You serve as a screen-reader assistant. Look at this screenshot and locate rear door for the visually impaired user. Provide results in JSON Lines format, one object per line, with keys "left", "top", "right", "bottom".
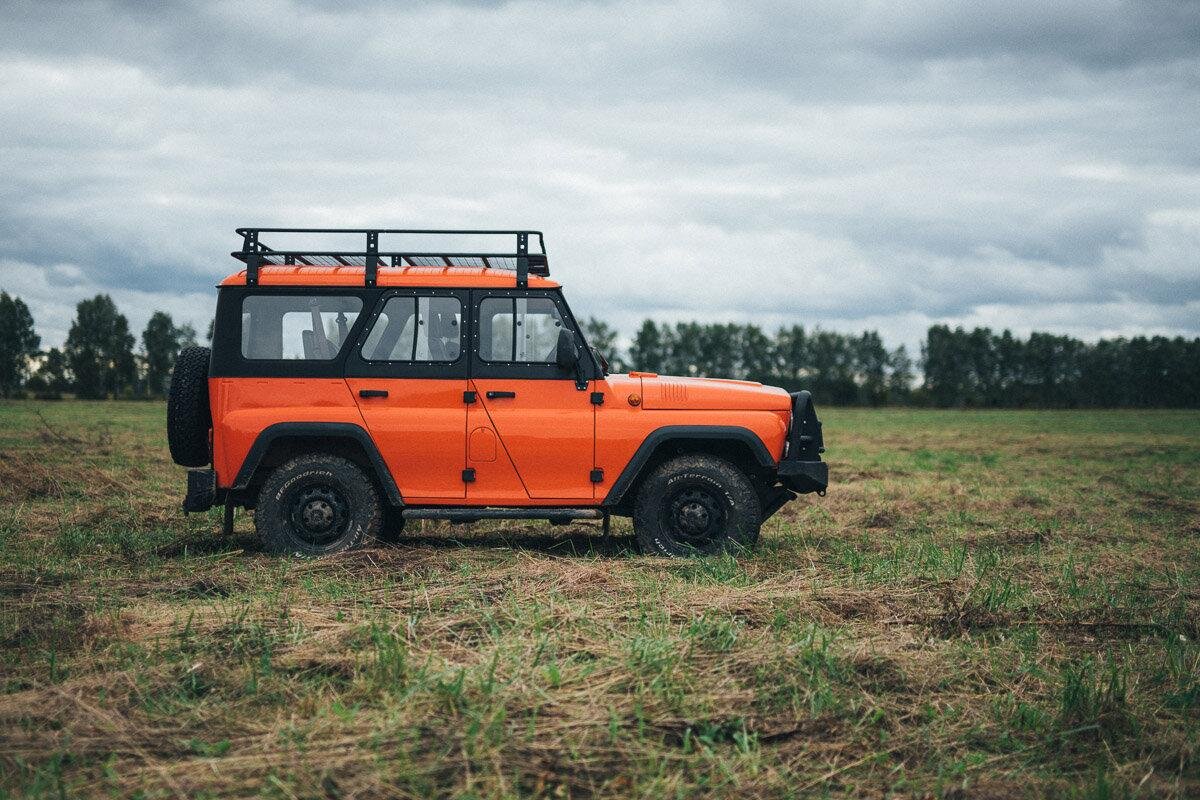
{"left": 469, "top": 290, "right": 596, "bottom": 500}
{"left": 346, "top": 289, "right": 468, "bottom": 500}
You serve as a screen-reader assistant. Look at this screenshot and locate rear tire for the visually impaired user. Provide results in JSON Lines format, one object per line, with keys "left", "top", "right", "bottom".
{"left": 633, "top": 455, "right": 761, "bottom": 557}
{"left": 166, "top": 346, "right": 212, "bottom": 467}
{"left": 255, "top": 455, "right": 381, "bottom": 556}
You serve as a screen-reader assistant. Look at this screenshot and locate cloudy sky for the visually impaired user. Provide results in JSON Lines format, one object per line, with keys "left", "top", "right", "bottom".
{"left": 1, "top": 0, "right": 1198, "bottom": 353}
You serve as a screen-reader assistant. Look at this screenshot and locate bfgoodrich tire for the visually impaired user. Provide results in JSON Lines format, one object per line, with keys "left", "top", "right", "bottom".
{"left": 255, "top": 455, "right": 381, "bottom": 556}
{"left": 166, "top": 346, "right": 212, "bottom": 467}
{"left": 633, "top": 455, "right": 762, "bottom": 557}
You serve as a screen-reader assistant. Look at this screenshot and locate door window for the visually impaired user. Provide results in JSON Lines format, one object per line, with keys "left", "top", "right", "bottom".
{"left": 361, "top": 296, "right": 462, "bottom": 362}
{"left": 478, "top": 297, "right": 564, "bottom": 363}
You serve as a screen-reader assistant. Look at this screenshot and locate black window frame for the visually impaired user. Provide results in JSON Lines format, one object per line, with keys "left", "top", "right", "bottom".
{"left": 211, "top": 286, "right": 378, "bottom": 378}
{"left": 469, "top": 288, "right": 598, "bottom": 381}
{"left": 344, "top": 288, "right": 470, "bottom": 379}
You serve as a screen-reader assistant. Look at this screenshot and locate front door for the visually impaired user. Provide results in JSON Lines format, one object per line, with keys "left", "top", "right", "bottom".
{"left": 346, "top": 289, "right": 468, "bottom": 500}
{"left": 470, "top": 290, "right": 595, "bottom": 500}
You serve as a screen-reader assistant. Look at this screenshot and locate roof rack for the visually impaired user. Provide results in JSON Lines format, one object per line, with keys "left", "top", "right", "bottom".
{"left": 231, "top": 227, "right": 549, "bottom": 288}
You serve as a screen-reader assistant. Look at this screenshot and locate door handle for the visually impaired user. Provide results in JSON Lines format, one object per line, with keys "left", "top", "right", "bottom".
{"left": 359, "top": 389, "right": 389, "bottom": 398}
{"left": 486, "top": 390, "right": 516, "bottom": 399}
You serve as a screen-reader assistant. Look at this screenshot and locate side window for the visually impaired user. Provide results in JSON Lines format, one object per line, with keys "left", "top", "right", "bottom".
{"left": 361, "top": 295, "right": 461, "bottom": 362}
{"left": 241, "top": 295, "right": 362, "bottom": 360}
{"left": 478, "top": 296, "right": 564, "bottom": 363}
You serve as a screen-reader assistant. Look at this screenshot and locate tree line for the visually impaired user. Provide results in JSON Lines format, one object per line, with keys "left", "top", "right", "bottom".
{"left": 1, "top": 290, "right": 1196, "bottom": 406}
{"left": 0, "top": 292, "right": 197, "bottom": 399}
{"left": 583, "top": 318, "right": 1199, "bottom": 408}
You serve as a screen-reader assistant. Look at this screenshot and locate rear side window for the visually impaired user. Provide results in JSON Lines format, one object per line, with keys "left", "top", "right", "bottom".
{"left": 241, "top": 295, "right": 362, "bottom": 360}
{"left": 478, "top": 296, "right": 564, "bottom": 363}
{"left": 361, "top": 296, "right": 462, "bottom": 362}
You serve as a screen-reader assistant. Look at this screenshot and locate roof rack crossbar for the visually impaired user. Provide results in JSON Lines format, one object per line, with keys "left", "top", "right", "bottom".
{"left": 233, "top": 228, "right": 548, "bottom": 288}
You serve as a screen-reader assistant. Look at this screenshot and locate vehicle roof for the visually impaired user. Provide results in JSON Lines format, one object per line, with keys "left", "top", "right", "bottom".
{"left": 219, "top": 265, "right": 560, "bottom": 289}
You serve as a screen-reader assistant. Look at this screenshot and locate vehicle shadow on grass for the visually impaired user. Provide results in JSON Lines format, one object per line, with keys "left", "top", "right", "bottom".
{"left": 152, "top": 526, "right": 639, "bottom": 560}
{"left": 398, "top": 528, "right": 640, "bottom": 558}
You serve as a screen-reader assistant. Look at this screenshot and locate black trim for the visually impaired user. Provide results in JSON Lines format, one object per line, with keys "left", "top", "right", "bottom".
{"left": 591, "top": 391, "right": 605, "bottom": 405}
{"left": 469, "top": 288, "right": 599, "bottom": 382}
{"left": 232, "top": 422, "right": 403, "bottom": 506}
{"left": 761, "top": 487, "right": 797, "bottom": 522}
{"left": 402, "top": 507, "right": 602, "bottom": 522}
{"left": 345, "top": 288, "right": 469, "bottom": 379}
{"left": 778, "top": 460, "right": 829, "bottom": 495}
{"left": 183, "top": 468, "right": 217, "bottom": 513}
{"left": 233, "top": 227, "right": 549, "bottom": 287}
{"left": 211, "top": 286, "right": 379, "bottom": 378}
{"left": 601, "top": 426, "right": 775, "bottom": 507}
{"left": 787, "top": 390, "right": 825, "bottom": 460}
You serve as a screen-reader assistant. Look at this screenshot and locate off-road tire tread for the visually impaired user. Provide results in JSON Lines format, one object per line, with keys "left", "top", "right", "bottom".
{"left": 166, "top": 346, "right": 212, "bottom": 467}
{"left": 632, "top": 454, "right": 762, "bottom": 557}
{"left": 255, "top": 455, "right": 381, "bottom": 556}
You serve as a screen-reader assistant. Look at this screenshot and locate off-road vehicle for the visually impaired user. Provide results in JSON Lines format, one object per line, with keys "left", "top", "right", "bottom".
{"left": 169, "top": 228, "right": 828, "bottom": 556}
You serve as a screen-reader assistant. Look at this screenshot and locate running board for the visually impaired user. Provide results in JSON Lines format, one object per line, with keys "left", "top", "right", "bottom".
{"left": 400, "top": 507, "right": 604, "bottom": 523}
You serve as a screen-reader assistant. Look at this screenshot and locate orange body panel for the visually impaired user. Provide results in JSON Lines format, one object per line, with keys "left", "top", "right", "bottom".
{"left": 213, "top": 372, "right": 790, "bottom": 505}
{"left": 464, "top": 388, "right": 532, "bottom": 505}
{"left": 209, "top": 377, "right": 365, "bottom": 488}
{"left": 591, "top": 375, "right": 790, "bottom": 498}
{"left": 346, "top": 377, "right": 467, "bottom": 501}
{"left": 470, "top": 378, "right": 596, "bottom": 500}
{"left": 220, "top": 265, "right": 559, "bottom": 289}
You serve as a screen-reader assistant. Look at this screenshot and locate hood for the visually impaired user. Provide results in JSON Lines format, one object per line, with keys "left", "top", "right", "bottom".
{"left": 615, "top": 372, "right": 791, "bottom": 411}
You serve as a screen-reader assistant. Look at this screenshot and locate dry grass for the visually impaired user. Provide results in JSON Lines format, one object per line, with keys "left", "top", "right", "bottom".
{"left": 0, "top": 402, "right": 1197, "bottom": 798}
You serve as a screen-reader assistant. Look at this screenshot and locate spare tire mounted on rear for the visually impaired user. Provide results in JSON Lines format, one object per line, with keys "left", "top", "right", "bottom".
{"left": 167, "top": 345, "right": 212, "bottom": 467}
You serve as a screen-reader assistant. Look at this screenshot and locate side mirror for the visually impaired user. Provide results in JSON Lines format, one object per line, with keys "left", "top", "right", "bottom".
{"left": 591, "top": 346, "right": 610, "bottom": 375}
{"left": 556, "top": 328, "right": 580, "bottom": 370}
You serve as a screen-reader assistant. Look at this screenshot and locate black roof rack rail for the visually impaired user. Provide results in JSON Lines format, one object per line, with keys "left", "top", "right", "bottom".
{"left": 231, "top": 228, "right": 549, "bottom": 288}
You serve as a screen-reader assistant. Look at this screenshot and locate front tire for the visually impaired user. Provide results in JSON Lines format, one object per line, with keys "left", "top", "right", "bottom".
{"left": 633, "top": 455, "right": 762, "bottom": 557}
{"left": 255, "top": 455, "right": 381, "bottom": 556}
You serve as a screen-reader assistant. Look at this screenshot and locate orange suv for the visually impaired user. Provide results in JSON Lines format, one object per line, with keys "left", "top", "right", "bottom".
{"left": 168, "top": 228, "right": 827, "bottom": 556}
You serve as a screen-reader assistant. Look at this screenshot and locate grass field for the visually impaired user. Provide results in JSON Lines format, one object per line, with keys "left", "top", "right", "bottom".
{"left": 0, "top": 401, "right": 1197, "bottom": 799}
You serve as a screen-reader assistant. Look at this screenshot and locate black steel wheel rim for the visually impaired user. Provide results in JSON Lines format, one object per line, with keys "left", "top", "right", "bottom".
{"left": 287, "top": 481, "right": 350, "bottom": 547}
{"left": 661, "top": 484, "right": 726, "bottom": 548}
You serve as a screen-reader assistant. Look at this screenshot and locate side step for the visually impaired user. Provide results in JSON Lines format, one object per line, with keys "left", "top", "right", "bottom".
{"left": 400, "top": 507, "right": 604, "bottom": 524}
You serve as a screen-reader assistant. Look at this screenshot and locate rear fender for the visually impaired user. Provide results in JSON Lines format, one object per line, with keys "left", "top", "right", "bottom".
{"left": 232, "top": 422, "right": 403, "bottom": 507}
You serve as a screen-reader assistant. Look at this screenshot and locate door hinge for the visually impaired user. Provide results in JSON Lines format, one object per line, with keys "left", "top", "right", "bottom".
{"left": 590, "top": 468, "right": 604, "bottom": 483}
{"left": 590, "top": 391, "right": 605, "bottom": 405}
{"left": 462, "top": 468, "right": 476, "bottom": 483}
{"left": 463, "top": 390, "right": 476, "bottom": 404}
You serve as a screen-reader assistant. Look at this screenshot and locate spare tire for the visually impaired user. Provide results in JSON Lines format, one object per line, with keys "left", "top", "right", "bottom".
{"left": 167, "top": 346, "right": 212, "bottom": 467}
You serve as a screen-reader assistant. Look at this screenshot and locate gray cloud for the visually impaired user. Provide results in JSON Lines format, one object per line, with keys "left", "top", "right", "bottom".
{"left": 0, "top": 0, "right": 1197, "bottom": 353}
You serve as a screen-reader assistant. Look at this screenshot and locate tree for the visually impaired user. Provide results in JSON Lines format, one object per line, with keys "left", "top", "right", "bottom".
{"left": 582, "top": 317, "right": 624, "bottom": 372}
{"left": 772, "top": 325, "right": 807, "bottom": 384}
{"left": 853, "top": 331, "right": 888, "bottom": 405}
{"left": 885, "top": 345, "right": 914, "bottom": 404}
{"left": 0, "top": 292, "right": 40, "bottom": 397}
{"left": 65, "top": 294, "right": 136, "bottom": 399}
{"left": 142, "top": 312, "right": 197, "bottom": 397}
{"left": 739, "top": 324, "right": 775, "bottom": 383}
{"left": 628, "top": 320, "right": 665, "bottom": 373}
{"left": 27, "top": 347, "right": 70, "bottom": 396}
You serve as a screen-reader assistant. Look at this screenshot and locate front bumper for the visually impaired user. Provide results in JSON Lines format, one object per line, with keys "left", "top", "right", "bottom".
{"left": 778, "top": 459, "right": 829, "bottom": 495}
{"left": 777, "top": 390, "right": 828, "bottom": 495}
